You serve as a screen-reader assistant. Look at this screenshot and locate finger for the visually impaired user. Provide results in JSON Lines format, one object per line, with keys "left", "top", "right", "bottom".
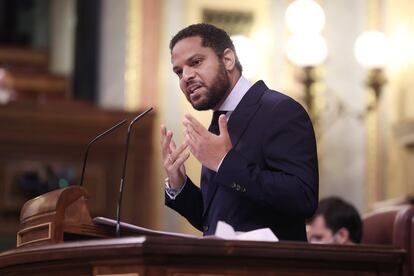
{"left": 184, "top": 133, "right": 197, "bottom": 155}
{"left": 183, "top": 117, "right": 200, "bottom": 136}
{"left": 185, "top": 123, "right": 200, "bottom": 141}
{"left": 169, "top": 138, "right": 178, "bottom": 153}
{"left": 160, "top": 125, "right": 167, "bottom": 145}
{"left": 182, "top": 119, "right": 192, "bottom": 138}
{"left": 184, "top": 113, "right": 204, "bottom": 131}
{"left": 184, "top": 134, "right": 196, "bottom": 154}
{"left": 170, "top": 143, "right": 188, "bottom": 162}
{"left": 184, "top": 113, "right": 207, "bottom": 135}
{"left": 160, "top": 124, "right": 167, "bottom": 137}
{"left": 162, "top": 130, "right": 173, "bottom": 157}
{"left": 218, "top": 115, "right": 228, "bottom": 136}
{"left": 172, "top": 151, "right": 190, "bottom": 170}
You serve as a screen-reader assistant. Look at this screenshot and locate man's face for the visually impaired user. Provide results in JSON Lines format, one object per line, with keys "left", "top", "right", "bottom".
{"left": 171, "top": 36, "right": 230, "bottom": 110}
{"left": 307, "top": 215, "right": 336, "bottom": 244}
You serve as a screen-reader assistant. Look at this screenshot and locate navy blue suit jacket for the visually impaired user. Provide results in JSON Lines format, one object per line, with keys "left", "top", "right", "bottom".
{"left": 166, "top": 81, "right": 318, "bottom": 241}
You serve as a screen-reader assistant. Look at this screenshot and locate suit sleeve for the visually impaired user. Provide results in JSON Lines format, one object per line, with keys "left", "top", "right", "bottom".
{"left": 165, "top": 177, "right": 204, "bottom": 231}
{"left": 215, "top": 98, "right": 318, "bottom": 218}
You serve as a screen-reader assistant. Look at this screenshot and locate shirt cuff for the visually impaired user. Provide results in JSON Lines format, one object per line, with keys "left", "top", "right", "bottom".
{"left": 165, "top": 176, "right": 187, "bottom": 200}
{"left": 216, "top": 152, "right": 228, "bottom": 172}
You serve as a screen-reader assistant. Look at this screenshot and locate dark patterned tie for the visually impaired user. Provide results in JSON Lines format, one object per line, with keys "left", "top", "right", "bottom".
{"left": 208, "top": 111, "right": 227, "bottom": 135}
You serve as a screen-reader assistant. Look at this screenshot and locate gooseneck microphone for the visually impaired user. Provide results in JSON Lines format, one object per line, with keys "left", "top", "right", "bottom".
{"left": 79, "top": 119, "right": 128, "bottom": 187}
{"left": 116, "top": 107, "right": 153, "bottom": 237}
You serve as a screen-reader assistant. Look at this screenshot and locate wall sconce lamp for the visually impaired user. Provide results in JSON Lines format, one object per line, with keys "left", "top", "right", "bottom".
{"left": 354, "top": 31, "right": 391, "bottom": 111}
{"left": 285, "top": 0, "right": 327, "bottom": 123}
{"left": 354, "top": 31, "right": 391, "bottom": 203}
{"left": 286, "top": 35, "right": 327, "bottom": 118}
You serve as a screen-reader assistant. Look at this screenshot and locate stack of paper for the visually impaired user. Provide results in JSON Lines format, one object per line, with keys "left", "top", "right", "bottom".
{"left": 213, "top": 221, "right": 278, "bottom": 242}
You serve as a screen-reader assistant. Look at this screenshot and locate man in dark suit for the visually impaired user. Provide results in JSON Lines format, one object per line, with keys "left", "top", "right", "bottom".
{"left": 161, "top": 23, "right": 318, "bottom": 241}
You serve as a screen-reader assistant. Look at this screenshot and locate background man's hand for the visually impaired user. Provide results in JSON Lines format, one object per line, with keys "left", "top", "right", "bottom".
{"left": 183, "top": 113, "right": 232, "bottom": 171}
{"left": 160, "top": 125, "right": 190, "bottom": 190}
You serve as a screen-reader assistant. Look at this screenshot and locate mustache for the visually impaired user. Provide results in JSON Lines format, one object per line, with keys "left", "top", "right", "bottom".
{"left": 186, "top": 79, "right": 204, "bottom": 86}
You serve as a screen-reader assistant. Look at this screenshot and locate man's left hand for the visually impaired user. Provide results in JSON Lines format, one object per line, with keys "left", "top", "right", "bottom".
{"left": 183, "top": 113, "right": 232, "bottom": 171}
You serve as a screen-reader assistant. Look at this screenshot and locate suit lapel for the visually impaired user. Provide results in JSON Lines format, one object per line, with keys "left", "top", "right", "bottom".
{"left": 202, "top": 81, "right": 268, "bottom": 218}
{"left": 228, "top": 81, "right": 267, "bottom": 146}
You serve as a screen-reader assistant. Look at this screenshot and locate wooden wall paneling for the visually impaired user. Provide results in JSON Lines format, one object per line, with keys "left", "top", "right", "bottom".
{"left": 0, "top": 102, "right": 155, "bottom": 249}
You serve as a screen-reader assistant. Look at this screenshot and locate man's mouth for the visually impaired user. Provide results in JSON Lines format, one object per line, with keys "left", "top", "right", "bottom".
{"left": 187, "top": 83, "right": 203, "bottom": 95}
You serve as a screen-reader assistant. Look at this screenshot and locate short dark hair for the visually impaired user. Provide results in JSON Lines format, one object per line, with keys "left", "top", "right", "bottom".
{"left": 169, "top": 23, "right": 243, "bottom": 73}
{"left": 310, "top": 196, "right": 363, "bottom": 243}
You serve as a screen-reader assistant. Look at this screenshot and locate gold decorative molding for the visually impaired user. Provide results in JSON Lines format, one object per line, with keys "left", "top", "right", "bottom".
{"left": 125, "top": 0, "right": 142, "bottom": 111}
{"left": 365, "top": 0, "right": 386, "bottom": 207}
{"left": 202, "top": 9, "right": 254, "bottom": 35}
{"left": 366, "top": 110, "right": 381, "bottom": 206}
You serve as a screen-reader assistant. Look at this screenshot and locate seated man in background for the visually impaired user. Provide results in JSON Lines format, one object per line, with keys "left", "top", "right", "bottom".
{"left": 307, "top": 196, "right": 362, "bottom": 244}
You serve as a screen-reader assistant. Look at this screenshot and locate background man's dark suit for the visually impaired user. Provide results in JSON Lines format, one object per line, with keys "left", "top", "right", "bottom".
{"left": 166, "top": 80, "right": 318, "bottom": 241}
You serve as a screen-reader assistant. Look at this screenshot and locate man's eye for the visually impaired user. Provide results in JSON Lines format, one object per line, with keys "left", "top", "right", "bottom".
{"left": 193, "top": 59, "right": 202, "bottom": 66}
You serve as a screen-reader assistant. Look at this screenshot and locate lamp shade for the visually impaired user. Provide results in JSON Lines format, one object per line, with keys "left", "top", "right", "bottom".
{"left": 285, "top": 0, "right": 325, "bottom": 35}
{"left": 354, "top": 31, "right": 391, "bottom": 69}
{"left": 286, "top": 34, "right": 328, "bottom": 67}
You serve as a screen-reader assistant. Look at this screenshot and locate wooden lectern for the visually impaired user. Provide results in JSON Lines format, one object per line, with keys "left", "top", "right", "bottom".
{"left": 16, "top": 186, "right": 185, "bottom": 249}
{"left": 0, "top": 235, "right": 407, "bottom": 275}
{"left": 16, "top": 186, "right": 113, "bottom": 248}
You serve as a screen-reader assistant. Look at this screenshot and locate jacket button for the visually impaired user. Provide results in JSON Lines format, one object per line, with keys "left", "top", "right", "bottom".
{"left": 236, "top": 185, "right": 241, "bottom": 191}
{"left": 231, "top": 182, "right": 237, "bottom": 188}
{"left": 203, "top": 225, "right": 209, "bottom": 232}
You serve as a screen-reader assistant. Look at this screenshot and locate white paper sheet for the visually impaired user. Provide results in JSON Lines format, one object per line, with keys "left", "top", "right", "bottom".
{"left": 213, "top": 221, "right": 279, "bottom": 242}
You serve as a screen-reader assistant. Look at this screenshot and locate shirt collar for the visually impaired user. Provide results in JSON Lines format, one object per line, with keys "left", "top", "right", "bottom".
{"left": 216, "top": 76, "right": 252, "bottom": 112}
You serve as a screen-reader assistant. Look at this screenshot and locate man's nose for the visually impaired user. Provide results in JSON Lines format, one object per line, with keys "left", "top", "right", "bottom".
{"left": 182, "top": 67, "right": 195, "bottom": 82}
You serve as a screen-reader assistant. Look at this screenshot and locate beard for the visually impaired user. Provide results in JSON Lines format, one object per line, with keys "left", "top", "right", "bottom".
{"left": 190, "top": 62, "right": 230, "bottom": 111}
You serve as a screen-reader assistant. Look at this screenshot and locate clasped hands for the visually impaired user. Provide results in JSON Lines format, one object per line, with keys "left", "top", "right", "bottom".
{"left": 161, "top": 113, "right": 232, "bottom": 190}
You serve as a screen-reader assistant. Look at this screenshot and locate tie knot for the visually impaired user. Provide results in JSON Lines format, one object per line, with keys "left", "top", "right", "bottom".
{"left": 212, "top": 110, "right": 227, "bottom": 120}
{"left": 208, "top": 111, "right": 227, "bottom": 135}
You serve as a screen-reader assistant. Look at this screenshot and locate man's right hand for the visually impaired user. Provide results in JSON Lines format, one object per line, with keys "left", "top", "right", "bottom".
{"left": 160, "top": 125, "right": 190, "bottom": 190}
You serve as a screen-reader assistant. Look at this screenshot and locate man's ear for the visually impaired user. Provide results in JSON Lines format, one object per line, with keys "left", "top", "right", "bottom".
{"left": 222, "top": 48, "right": 236, "bottom": 71}
{"left": 335, "top": 227, "right": 351, "bottom": 244}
